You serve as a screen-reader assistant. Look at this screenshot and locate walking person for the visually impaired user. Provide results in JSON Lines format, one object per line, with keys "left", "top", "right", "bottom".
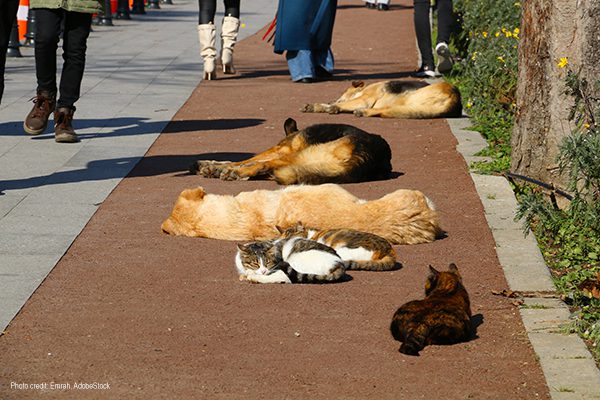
{"left": 0, "top": 0, "right": 19, "bottom": 105}
{"left": 197, "top": 0, "right": 241, "bottom": 80}
{"left": 23, "top": 0, "right": 102, "bottom": 142}
{"left": 274, "top": 0, "right": 337, "bottom": 83}
{"left": 413, "top": 0, "right": 454, "bottom": 77}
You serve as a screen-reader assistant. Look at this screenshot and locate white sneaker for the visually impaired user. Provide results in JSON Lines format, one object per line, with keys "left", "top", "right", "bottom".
{"left": 435, "top": 42, "right": 453, "bottom": 73}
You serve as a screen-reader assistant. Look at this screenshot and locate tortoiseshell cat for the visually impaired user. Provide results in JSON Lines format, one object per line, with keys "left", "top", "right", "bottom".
{"left": 277, "top": 222, "right": 398, "bottom": 271}
{"left": 390, "top": 263, "right": 472, "bottom": 356}
{"left": 235, "top": 237, "right": 347, "bottom": 284}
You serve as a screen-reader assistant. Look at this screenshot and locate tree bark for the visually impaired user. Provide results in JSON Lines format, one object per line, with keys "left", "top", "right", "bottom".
{"left": 511, "top": 0, "right": 600, "bottom": 188}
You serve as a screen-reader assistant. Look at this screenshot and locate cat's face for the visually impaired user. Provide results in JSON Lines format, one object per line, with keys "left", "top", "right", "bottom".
{"left": 237, "top": 241, "right": 279, "bottom": 275}
{"left": 425, "top": 263, "right": 462, "bottom": 296}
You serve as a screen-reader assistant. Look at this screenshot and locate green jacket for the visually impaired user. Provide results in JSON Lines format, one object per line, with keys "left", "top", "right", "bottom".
{"left": 30, "top": 0, "right": 103, "bottom": 14}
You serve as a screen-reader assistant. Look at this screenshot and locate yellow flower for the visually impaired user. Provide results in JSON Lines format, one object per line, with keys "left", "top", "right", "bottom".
{"left": 497, "top": 56, "right": 505, "bottom": 63}
{"left": 471, "top": 51, "right": 478, "bottom": 61}
{"left": 513, "top": 27, "right": 520, "bottom": 35}
{"left": 557, "top": 57, "right": 569, "bottom": 68}
{"left": 584, "top": 123, "right": 591, "bottom": 130}
{"left": 514, "top": 1, "right": 521, "bottom": 6}
{"left": 504, "top": 31, "right": 513, "bottom": 38}
{"left": 482, "top": 31, "right": 488, "bottom": 38}
{"left": 495, "top": 31, "right": 501, "bottom": 37}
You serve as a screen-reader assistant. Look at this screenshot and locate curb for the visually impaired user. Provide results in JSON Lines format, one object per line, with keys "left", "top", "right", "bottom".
{"left": 446, "top": 116, "right": 600, "bottom": 399}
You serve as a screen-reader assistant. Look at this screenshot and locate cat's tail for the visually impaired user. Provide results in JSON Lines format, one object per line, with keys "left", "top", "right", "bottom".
{"left": 284, "top": 262, "right": 346, "bottom": 283}
{"left": 399, "top": 324, "right": 429, "bottom": 356}
{"left": 344, "top": 255, "right": 398, "bottom": 271}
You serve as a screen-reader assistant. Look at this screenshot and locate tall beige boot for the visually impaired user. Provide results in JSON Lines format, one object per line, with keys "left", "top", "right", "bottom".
{"left": 221, "top": 16, "right": 240, "bottom": 74}
{"left": 198, "top": 23, "right": 217, "bottom": 80}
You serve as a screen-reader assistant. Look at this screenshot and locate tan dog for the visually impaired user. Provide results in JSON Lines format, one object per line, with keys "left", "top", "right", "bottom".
{"left": 161, "top": 184, "right": 442, "bottom": 245}
{"left": 302, "top": 80, "right": 462, "bottom": 119}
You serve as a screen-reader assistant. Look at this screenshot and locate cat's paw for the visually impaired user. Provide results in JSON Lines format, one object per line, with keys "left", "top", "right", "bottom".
{"left": 353, "top": 109, "right": 366, "bottom": 117}
{"left": 301, "top": 103, "right": 315, "bottom": 113}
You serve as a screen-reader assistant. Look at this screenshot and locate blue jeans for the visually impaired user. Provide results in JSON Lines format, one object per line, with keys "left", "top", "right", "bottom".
{"left": 286, "top": 48, "right": 334, "bottom": 81}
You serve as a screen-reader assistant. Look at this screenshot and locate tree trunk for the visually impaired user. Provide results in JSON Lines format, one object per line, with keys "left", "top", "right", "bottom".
{"left": 511, "top": 0, "right": 600, "bottom": 188}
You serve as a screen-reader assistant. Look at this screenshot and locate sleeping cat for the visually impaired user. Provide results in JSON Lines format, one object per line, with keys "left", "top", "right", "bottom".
{"left": 235, "top": 237, "right": 347, "bottom": 284}
{"left": 277, "top": 222, "right": 398, "bottom": 271}
{"left": 390, "top": 263, "right": 472, "bottom": 356}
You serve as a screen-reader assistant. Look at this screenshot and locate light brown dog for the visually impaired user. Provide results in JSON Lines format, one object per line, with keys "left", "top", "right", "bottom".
{"left": 161, "top": 184, "right": 442, "bottom": 245}
{"left": 302, "top": 80, "right": 462, "bottom": 119}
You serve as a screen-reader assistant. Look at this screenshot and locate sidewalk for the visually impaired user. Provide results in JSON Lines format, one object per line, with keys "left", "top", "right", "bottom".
{"left": 0, "top": 1, "right": 597, "bottom": 399}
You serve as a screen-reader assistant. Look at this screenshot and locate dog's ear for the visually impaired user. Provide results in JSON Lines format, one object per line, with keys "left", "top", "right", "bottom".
{"left": 284, "top": 118, "right": 298, "bottom": 136}
{"left": 351, "top": 80, "right": 365, "bottom": 88}
{"left": 180, "top": 187, "right": 205, "bottom": 201}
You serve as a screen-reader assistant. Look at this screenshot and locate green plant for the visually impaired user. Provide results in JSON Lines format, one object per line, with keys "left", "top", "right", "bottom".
{"left": 450, "top": 0, "right": 521, "bottom": 174}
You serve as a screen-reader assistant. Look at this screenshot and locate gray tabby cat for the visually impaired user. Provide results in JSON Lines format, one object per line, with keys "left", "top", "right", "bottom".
{"left": 235, "top": 237, "right": 347, "bottom": 284}
{"left": 277, "top": 222, "right": 399, "bottom": 271}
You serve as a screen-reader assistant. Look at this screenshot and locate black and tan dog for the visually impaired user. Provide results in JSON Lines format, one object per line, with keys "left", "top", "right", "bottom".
{"left": 302, "top": 80, "right": 462, "bottom": 119}
{"left": 190, "top": 118, "right": 392, "bottom": 185}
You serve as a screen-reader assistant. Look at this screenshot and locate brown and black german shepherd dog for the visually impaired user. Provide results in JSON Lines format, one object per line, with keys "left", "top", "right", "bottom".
{"left": 190, "top": 118, "right": 392, "bottom": 185}
{"left": 302, "top": 80, "right": 462, "bottom": 119}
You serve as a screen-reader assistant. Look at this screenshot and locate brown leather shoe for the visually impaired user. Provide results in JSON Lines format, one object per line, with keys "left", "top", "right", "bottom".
{"left": 23, "top": 90, "right": 56, "bottom": 135}
{"left": 54, "top": 107, "right": 79, "bottom": 143}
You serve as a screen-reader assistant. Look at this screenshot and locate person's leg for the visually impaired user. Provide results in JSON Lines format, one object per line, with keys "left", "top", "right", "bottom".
{"left": 436, "top": 0, "right": 453, "bottom": 44}
{"left": 435, "top": 0, "right": 454, "bottom": 73}
{"left": 198, "top": 0, "right": 217, "bottom": 23}
{"left": 286, "top": 50, "right": 315, "bottom": 82}
{"left": 34, "top": 8, "right": 62, "bottom": 96}
{"left": 223, "top": 0, "right": 239, "bottom": 18}
{"left": 313, "top": 48, "right": 334, "bottom": 78}
{"left": 57, "top": 10, "right": 92, "bottom": 109}
{"left": 23, "top": 8, "right": 61, "bottom": 135}
{"left": 54, "top": 10, "right": 91, "bottom": 143}
{"left": 413, "top": 0, "right": 433, "bottom": 69}
{"left": 0, "top": 0, "right": 19, "bottom": 104}
{"left": 220, "top": 0, "right": 240, "bottom": 74}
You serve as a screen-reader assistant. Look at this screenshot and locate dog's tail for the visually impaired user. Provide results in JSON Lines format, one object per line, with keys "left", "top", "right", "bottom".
{"left": 363, "top": 191, "right": 444, "bottom": 245}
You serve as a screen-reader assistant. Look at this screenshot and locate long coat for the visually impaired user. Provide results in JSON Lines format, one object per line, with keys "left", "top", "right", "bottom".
{"left": 274, "top": 0, "right": 338, "bottom": 54}
{"left": 30, "top": 0, "right": 102, "bottom": 14}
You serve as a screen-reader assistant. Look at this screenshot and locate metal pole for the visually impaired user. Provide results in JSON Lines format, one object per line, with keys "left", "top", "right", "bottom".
{"left": 130, "top": 0, "right": 145, "bottom": 14}
{"left": 6, "top": 21, "right": 22, "bottom": 58}
{"left": 115, "top": 0, "right": 131, "bottom": 19}
{"left": 23, "top": 8, "right": 36, "bottom": 47}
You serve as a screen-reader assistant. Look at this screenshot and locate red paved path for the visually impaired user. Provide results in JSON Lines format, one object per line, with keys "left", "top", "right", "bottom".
{"left": 0, "top": 1, "right": 550, "bottom": 399}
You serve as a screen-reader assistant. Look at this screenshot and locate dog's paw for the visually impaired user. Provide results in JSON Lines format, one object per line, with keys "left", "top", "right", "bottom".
{"left": 194, "top": 161, "right": 227, "bottom": 178}
{"left": 327, "top": 105, "right": 340, "bottom": 114}
{"left": 301, "top": 103, "right": 315, "bottom": 113}
{"left": 219, "top": 168, "right": 250, "bottom": 181}
{"left": 353, "top": 109, "right": 366, "bottom": 117}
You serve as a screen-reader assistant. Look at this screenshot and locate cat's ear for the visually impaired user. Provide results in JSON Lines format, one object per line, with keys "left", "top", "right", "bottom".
{"left": 351, "top": 80, "right": 365, "bottom": 88}
{"left": 275, "top": 225, "right": 285, "bottom": 234}
{"left": 180, "top": 187, "right": 205, "bottom": 201}
{"left": 237, "top": 243, "right": 248, "bottom": 252}
{"left": 284, "top": 118, "right": 298, "bottom": 136}
{"left": 428, "top": 265, "right": 440, "bottom": 276}
{"left": 448, "top": 263, "right": 462, "bottom": 278}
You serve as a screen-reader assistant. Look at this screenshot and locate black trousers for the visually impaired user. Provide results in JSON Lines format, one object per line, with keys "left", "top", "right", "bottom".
{"left": 198, "top": 0, "right": 240, "bottom": 24}
{"left": 0, "top": 0, "right": 19, "bottom": 104}
{"left": 414, "top": 0, "right": 453, "bottom": 68}
{"left": 34, "top": 8, "right": 92, "bottom": 109}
